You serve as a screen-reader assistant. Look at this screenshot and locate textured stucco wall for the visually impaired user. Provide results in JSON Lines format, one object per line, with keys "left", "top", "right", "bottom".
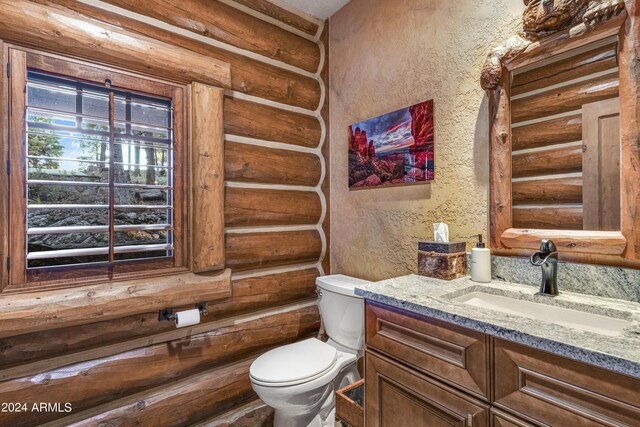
{"left": 329, "top": 0, "right": 523, "bottom": 280}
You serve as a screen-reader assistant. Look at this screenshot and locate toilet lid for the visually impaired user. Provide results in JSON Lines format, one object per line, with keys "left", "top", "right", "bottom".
{"left": 250, "top": 338, "right": 337, "bottom": 384}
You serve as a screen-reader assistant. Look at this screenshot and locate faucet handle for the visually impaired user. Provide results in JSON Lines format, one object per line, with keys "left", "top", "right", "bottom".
{"left": 539, "top": 239, "right": 557, "bottom": 254}
{"left": 531, "top": 239, "right": 558, "bottom": 266}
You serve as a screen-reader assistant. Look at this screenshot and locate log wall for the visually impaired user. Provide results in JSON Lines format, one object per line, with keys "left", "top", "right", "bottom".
{"left": 0, "top": 0, "right": 327, "bottom": 425}
{"left": 510, "top": 41, "right": 619, "bottom": 230}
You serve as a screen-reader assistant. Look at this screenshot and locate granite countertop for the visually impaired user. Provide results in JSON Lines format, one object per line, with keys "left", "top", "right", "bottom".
{"left": 355, "top": 275, "right": 640, "bottom": 379}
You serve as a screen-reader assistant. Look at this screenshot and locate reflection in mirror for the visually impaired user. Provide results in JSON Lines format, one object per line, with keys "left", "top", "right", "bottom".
{"left": 510, "top": 39, "right": 620, "bottom": 231}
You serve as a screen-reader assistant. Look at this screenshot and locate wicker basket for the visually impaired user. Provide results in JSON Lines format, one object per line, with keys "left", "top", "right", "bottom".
{"left": 335, "top": 379, "right": 364, "bottom": 427}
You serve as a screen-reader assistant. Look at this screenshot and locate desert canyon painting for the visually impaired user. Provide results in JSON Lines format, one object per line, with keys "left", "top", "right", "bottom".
{"left": 348, "top": 99, "right": 434, "bottom": 189}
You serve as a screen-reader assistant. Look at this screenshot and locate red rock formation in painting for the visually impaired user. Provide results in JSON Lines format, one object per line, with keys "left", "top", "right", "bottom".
{"left": 359, "top": 130, "right": 368, "bottom": 159}
{"left": 368, "top": 140, "right": 375, "bottom": 159}
{"left": 351, "top": 127, "right": 371, "bottom": 161}
{"left": 409, "top": 100, "right": 434, "bottom": 173}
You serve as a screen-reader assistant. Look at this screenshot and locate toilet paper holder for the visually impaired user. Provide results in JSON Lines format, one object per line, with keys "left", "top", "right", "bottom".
{"left": 159, "top": 302, "right": 209, "bottom": 323}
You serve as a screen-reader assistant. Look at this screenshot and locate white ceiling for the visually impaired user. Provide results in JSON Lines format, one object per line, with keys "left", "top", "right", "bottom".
{"left": 271, "top": 0, "right": 351, "bottom": 20}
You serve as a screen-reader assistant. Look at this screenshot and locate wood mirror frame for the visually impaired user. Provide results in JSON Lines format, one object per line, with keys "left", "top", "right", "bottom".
{"left": 484, "top": 4, "right": 640, "bottom": 268}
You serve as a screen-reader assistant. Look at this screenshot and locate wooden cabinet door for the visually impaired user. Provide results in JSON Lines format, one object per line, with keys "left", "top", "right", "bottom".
{"left": 493, "top": 338, "right": 640, "bottom": 426}
{"left": 365, "top": 351, "right": 489, "bottom": 427}
{"left": 490, "top": 409, "right": 535, "bottom": 427}
{"left": 365, "top": 301, "right": 490, "bottom": 400}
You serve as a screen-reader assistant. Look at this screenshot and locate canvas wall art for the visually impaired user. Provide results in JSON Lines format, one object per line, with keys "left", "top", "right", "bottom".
{"left": 348, "top": 99, "right": 434, "bottom": 189}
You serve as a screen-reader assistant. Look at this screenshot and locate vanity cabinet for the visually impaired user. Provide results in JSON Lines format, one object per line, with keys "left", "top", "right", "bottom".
{"left": 493, "top": 338, "right": 640, "bottom": 426}
{"left": 365, "top": 351, "right": 489, "bottom": 427}
{"left": 364, "top": 301, "right": 640, "bottom": 427}
{"left": 365, "top": 300, "right": 490, "bottom": 400}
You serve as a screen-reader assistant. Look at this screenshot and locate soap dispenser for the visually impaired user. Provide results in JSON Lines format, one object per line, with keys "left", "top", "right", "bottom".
{"left": 471, "top": 234, "right": 491, "bottom": 283}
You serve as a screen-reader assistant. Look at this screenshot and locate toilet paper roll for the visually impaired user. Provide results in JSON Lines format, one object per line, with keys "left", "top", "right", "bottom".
{"left": 175, "top": 308, "right": 200, "bottom": 328}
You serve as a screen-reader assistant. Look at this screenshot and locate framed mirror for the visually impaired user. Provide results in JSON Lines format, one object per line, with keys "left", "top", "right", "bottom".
{"left": 510, "top": 38, "right": 620, "bottom": 232}
{"left": 482, "top": 3, "right": 640, "bottom": 267}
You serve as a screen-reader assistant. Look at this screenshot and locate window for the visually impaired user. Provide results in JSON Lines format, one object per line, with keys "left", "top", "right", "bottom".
{"left": 7, "top": 49, "right": 187, "bottom": 289}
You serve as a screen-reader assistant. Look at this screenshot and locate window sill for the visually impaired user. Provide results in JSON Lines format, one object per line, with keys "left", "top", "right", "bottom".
{"left": 0, "top": 268, "right": 231, "bottom": 339}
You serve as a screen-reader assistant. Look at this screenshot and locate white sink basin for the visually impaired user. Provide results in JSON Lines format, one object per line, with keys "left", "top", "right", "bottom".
{"left": 453, "top": 292, "right": 630, "bottom": 337}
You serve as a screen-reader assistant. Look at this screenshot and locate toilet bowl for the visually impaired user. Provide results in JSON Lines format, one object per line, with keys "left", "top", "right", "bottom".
{"left": 250, "top": 275, "right": 369, "bottom": 427}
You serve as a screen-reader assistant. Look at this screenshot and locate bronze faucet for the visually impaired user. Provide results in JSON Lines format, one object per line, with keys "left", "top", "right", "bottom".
{"left": 530, "top": 240, "right": 559, "bottom": 296}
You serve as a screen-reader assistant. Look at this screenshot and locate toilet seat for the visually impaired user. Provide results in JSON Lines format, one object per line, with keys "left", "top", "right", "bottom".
{"left": 250, "top": 338, "right": 338, "bottom": 387}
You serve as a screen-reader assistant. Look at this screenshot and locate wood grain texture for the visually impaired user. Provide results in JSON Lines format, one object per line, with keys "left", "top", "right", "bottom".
{"left": 33, "top": 0, "right": 321, "bottom": 110}
{"left": 0, "top": 306, "right": 319, "bottom": 425}
{"left": 0, "top": 41, "right": 7, "bottom": 290}
{"left": 504, "top": 12, "right": 627, "bottom": 72}
{"left": 582, "top": 98, "right": 621, "bottom": 231}
{"left": 225, "top": 230, "right": 322, "bottom": 271}
{"left": 0, "top": 304, "right": 317, "bottom": 385}
{"left": 512, "top": 177, "right": 582, "bottom": 205}
{"left": 225, "top": 97, "right": 321, "bottom": 148}
{"left": 618, "top": 3, "right": 640, "bottom": 260}
{"left": 511, "top": 72, "right": 619, "bottom": 123}
{"left": 229, "top": 0, "right": 320, "bottom": 36}
{"left": 488, "top": 11, "right": 636, "bottom": 262}
{"left": 8, "top": 49, "right": 26, "bottom": 286}
{"left": 512, "top": 206, "right": 583, "bottom": 230}
{"left": 3, "top": 49, "right": 189, "bottom": 290}
{"left": 320, "top": 24, "right": 330, "bottom": 274}
{"left": 193, "top": 401, "right": 273, "bottom": 427}
{"left": 103, "top": 0, "right": 320, "bottom": 73}
{"left": 0, "top": 269, "right": 231, "bottom": 339}
{"left": 512, "top": 114, "right": 582, "bottom": 151}
{"left": 511, "top": 42, "right": 618, "bottom": 96}
{"left": 489, "top": 83, "right": 513, "bottom": 249}
{"left": 225, "top": 141, "right": 321, "bottom": 186}
{"left": 500, "top": 228, "right": 627, "bottom": 255}
{"left": 365, "top": 351, "right": 489, "bottom": 427}
{"left": 0, "top": 269, "right": 318, "bottom": 370}
{"left": 493, "top": 338, "right": 640, "bottom": 426}
{"left": 512, "top": 145, "right": 582, "bottom": 178}
{"left": 0, "top": 0, "right": 231, "bottom": 88}
{"left": 191, "top": 83, "right": 225, "bottom": 273}
{"left": 64, "top": 358, "right": 257, "bottom": 427}
{"left": 213, "top": 269, "right": 318, "bottom": 318}
{"left": 336, "top": 379, "right": 365, "bottom": 427}
{"left": 365, "top": 301, "right": 490, "bottom": 400}
{"left": 0, "top": 0, "right": 327, "bottom": 424}
{"left": 225, "top": 188, "right": 321, "bottom": 227}
{"left": 491, "top": 409, "right": 535, "bottom": 427}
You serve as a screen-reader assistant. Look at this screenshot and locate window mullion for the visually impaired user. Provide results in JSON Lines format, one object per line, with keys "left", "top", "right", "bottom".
{"left": 108, "top": 84, "right": 115, "bottom": 264}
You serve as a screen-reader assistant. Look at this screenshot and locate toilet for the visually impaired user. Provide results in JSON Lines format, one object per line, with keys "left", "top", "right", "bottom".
{"left": 250, "top": 274, "right": 369, "bottom": 427}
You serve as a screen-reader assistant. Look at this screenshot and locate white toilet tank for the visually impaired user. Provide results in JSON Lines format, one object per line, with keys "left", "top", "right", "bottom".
{"left": 316, "top": 274, "right": 369, "bottom": 355}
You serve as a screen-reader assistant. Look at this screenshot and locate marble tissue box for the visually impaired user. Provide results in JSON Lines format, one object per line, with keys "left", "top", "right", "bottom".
{"left": 418, "top": 241, "right": 467, "bottom": 281}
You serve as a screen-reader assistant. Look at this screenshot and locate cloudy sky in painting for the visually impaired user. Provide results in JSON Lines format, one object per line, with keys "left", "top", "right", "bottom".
{"left": 351, "top": 107, "right": 414, "bottom": 156}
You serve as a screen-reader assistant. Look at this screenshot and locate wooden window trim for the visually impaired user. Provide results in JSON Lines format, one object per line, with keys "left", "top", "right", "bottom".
{"left": 4, "top": 47, "right": 189, "bottom": 292}
{"left": 0, "top": 2, "right": 230, "bottom": 335}
{"left": 0, "top": 42, "right": 228, "bottom": 296}
{"left": 488, "top": 11, "right": 640, "bottom": 268}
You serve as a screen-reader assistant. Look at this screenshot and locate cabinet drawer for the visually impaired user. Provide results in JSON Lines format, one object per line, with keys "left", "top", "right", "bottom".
{"left": 493, "top": 338, "right": 640, "bottom": 427}
{"left": 365, "top": 351, "right": 489, "bottom": 427}
{"left": 490, "top": 409, "right": 535, "bottom": 427}
{"left": 365, "top": 301, "right": 490, "bottom": 399}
